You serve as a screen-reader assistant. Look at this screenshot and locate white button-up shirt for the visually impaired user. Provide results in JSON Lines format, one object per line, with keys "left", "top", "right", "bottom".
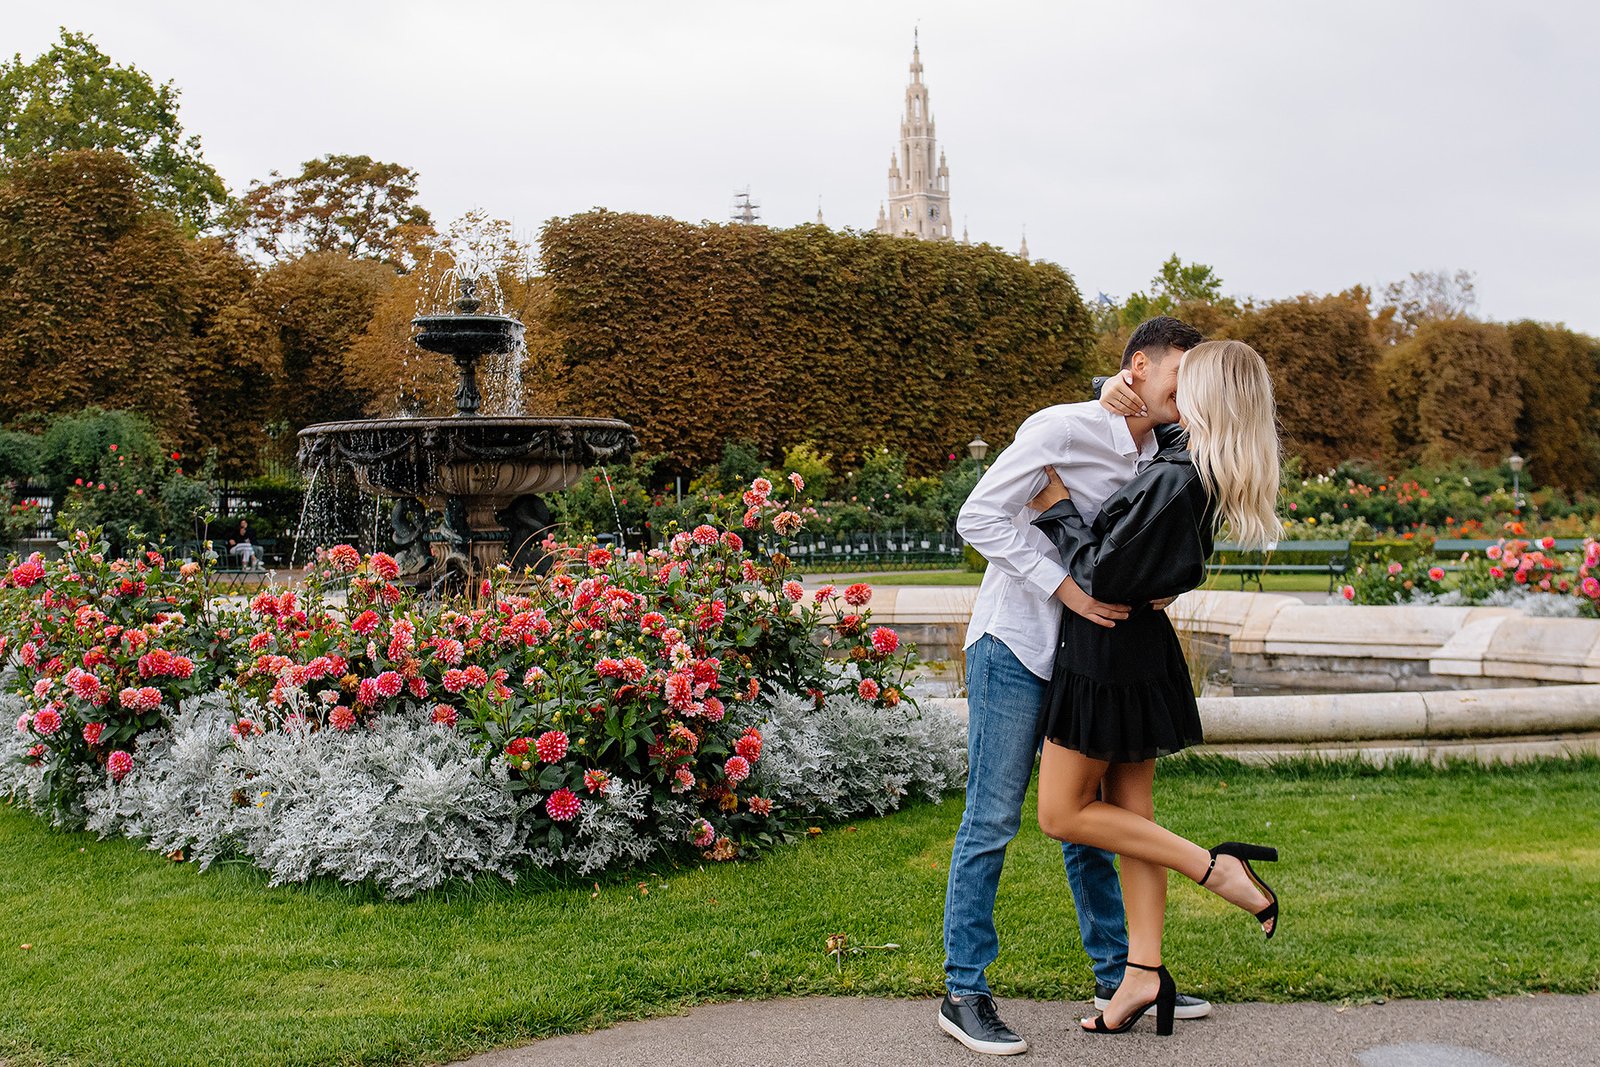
{"left": 957, "top": 401, "right": 1158, "bottom": 680}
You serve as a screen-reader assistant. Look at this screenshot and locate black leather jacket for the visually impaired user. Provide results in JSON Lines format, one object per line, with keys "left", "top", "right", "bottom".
{"left": 1030, "top": 446, "right": 1216, "bottom": 606}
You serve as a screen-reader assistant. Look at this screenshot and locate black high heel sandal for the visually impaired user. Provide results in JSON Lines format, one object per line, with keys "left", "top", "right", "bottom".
{"left": 1080, "top": 961, "right": 1176, "bottom": 1036}
{"left": 1200, "top": 841, "right": 1280, "bottom": 939}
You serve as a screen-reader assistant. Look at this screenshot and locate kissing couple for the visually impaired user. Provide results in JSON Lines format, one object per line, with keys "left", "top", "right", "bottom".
{"left": 940, "top": 317, "right": 1283, "bottom": 1054}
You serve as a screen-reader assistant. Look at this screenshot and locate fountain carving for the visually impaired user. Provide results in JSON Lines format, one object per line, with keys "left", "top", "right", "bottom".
{"left": 298, "top": 280, "right": 637, "bottom": 587}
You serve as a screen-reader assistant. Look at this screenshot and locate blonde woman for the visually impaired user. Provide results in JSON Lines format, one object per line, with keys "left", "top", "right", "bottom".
{"left": 1026, "top": 339, "right": 1282, "bottom": 1037}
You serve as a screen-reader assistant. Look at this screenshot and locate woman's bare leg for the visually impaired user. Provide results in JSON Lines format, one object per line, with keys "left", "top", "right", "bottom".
{"left": 1089, "top": 760, "right": 1167, "bottom": 1027}
{"left": 1036, "top": 741, "right": 1274, "bottom": 968}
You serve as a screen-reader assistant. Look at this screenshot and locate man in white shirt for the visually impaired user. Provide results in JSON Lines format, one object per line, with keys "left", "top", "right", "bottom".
{"left": 938, "top": 316, "right": 1211, "bottom": 1056}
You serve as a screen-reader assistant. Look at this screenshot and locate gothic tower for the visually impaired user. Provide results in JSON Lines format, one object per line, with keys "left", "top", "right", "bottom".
{"left": 875, "top": 34, "right": 952, "bottom": 240}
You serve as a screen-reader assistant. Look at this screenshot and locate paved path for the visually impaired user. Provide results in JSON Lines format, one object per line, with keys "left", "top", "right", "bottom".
{"left": 453, "top": 993, "right": 1599, "bottom": 1067}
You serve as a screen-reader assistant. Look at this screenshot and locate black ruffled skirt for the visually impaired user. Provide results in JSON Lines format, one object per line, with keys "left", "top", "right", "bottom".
{"left": 1041, "top": 605, "right": 1203, "bottom": 763}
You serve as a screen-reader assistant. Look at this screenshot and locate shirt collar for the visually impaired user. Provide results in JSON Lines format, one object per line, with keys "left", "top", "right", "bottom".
{"left": 1106, "top": 411, "right": 1159, "bottom": 462}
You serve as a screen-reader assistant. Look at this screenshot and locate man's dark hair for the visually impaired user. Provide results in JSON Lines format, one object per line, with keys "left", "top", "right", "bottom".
{"left": 1121, "top": 315, "right": 1205, "bottom": 369}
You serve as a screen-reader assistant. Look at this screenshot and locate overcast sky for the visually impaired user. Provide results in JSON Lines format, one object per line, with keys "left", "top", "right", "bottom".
{"left": 15, "top": 1, "right": 1600, "bottom": 332}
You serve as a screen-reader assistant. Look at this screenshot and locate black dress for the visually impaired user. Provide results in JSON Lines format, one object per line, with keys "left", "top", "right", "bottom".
{"left": 1031, "top": 446, "right": 1215, "bottom": 763}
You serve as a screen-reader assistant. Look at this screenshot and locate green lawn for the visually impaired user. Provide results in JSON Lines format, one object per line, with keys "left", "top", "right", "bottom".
{"left": 2, "top": 757, "right": 1597, "bottom": 1066}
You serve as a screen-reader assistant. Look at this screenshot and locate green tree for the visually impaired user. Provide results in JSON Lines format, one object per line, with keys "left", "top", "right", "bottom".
{"left": 231, "top": 154, "right": 432, "bottom": 266}
{"left": 1119, "top": 254, "right": 1236, "bottom": 329}
{"left": 0, "top": 29, "right": 227, "bottom": 231}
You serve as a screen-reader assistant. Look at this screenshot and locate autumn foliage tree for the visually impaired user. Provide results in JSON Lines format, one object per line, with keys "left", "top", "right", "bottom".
{"left": 539, "top": 211, "right": 1095, "bottom": 473}
{"left": 0, "top": 150, "right": 197, "bottom": 441}
{"left": 1508, "top": 320, "right": 1600, "bottom": 492}
{"left": 230, "top": 154, "right": 431, "bottom": 266}
{"left": 1234, "top": 291, "right": 1381, "bottom": 470}
{"left": 1379, "top": 320, "right": 1518, "bottom": 466}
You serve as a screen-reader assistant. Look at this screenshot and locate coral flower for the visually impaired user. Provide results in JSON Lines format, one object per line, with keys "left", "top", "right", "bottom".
{"left": 870, "top": 626, "right": 900, "bottom": 656}
{"left": 82, "top": 722, "right": 104, "bottom": 745}
{"left": 431, "top": 704, "right": 458, "bottom": 727}
{"left": 369, "top": 552, "right": 400, "bottom": 581}
{"left": 31, "top": 708, "right": 62, "bottom": 736}
{"left": 772, "top": 511, "right": 803, "bottom": 536}
{"left": 724, "top": 755, "right": 751, "bottom": 783}
{"left": 857, "top": 678, "right": 881, "bottom": 701}
{"left": 782, "top": 580, "right": 804, "bottom": 601}
{"left": 1427, "top": 567, "right": 1446, "bottom": 582}
{"left": 844, "top": 583, "right": 873, "bottom": 607}
{"left": 107, "top": 750, "right": 133, "bottom": 781}
{"left": 328, "top": 706, "right": 357, "bottom": 731}
{"left": 690, "top": 818, "right": 715, "bottom": 847}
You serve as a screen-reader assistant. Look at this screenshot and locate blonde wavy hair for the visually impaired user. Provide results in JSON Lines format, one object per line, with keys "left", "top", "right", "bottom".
{"left": 1177, "top": 340, "right": 1281, "bottom": 549}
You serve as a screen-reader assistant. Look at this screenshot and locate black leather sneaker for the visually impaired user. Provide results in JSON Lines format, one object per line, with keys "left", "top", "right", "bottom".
{"left": 938, "top": 992, "right": 1029, "bottom": 1055}
{"left": 1094, "top": 982, "right": 1212, "bottom": 1020}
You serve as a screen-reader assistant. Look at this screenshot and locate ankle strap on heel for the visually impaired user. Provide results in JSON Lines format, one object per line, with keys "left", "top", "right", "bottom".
{"left": 1124, "top": 961, "right": 1164, "bottom": 972}
{"left": 1197, "top": 854, "right": 1218, "bottom": 887}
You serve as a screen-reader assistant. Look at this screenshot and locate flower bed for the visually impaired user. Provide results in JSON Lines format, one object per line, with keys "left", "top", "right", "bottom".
{"left": 1340, "top": 536, "right": 1600, "bottom": 615}
{"left": 1, "top": 477, "right": 967, "bottom": 896}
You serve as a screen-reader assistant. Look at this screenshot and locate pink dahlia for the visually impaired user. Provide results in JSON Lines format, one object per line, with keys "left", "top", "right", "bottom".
{"left": 788, "top": 472, "right": 805, "bottom": 492}
{"left": 1489, "top": 566, "right": 1506, "bottom": 579}
{"left": 1387, "top": 562, "right": 1404, "bottom": 576}
{"left": 327, "top": 544, "right": 362, "bottom": 572}
{"left": 692, "top": 524, "right": 720, "bottom": 547}
{"left": 462, "top": 665, "right": 488, "bottom": 688}
{"left": 9, "top": 558, "right": 45, "bottom": 587}
{"left": 735, "top": 729, "right": 762, "bottom": 762}
{"left": 441, "top": 668, "right": 467, "bottom": 693}
{"left": 587, "top": 547, "right": 614, "bottom": 569}
{"left": 584, "top": 768, "right": 611, "bottom": 794}
{"left": 370, "top": 552, "right": 400, "bottom": 581}
{"left": 1542, "top": 536, "right": 1557, "bottom": 550}
{"left": 106, "top": 750, "right": 134, "bottom": 781}
{"left": 1583, "top": 576, "right": 1600, "bottom": 599}
{"left": 721, "top": 531, "right": 744, "bottom": 552}
{"left": 620, "top": 656, "right": 648, "bottom": 682}
{"left": 1427, "top": 567, "right": 1446, "bottom": 582}
{"left": 545, "top": 788, "right": 580, "bottom": 822}
{"left": 374, "top": 671, "right": 404, "bottom": 698}
{"left": 724, "top": 755, "right": 751, "bottom": 783}
{"left": 1486, "top": 544, "right": 1504, "bottom": 560}
{"left": 772, "top": 511, "right": 802, "bottom": 536}
{"left": 782, "top": 580, "right": 804, "bottom": 602}
{"left": 328, "top": 705, "right": 357, "bottom": 731}
{"left": 870, "top": 626, "right": 900, "bottom": 656}
{"left": 431, "top": 704, "right": 458, "bottom": 727}
{"left": 747, "top": 796, "right": 774, "bottom": 816}
{"left": 858, "top": 678, "right": 881, "bottom": 702}
{"left": 665, "top": 671, "right": 695, "bottom": 710}
{"left": 356, "top": 678, "right": 381, "bottom": 707}
{"left": 536, "top": 730, "right": 569, "bottom": 763}
{"left": 844, "top": 583, "right": 873, "bottom": 607}
{"left": 742, "top": 507, "right": 761, "bottom": 530}
{"left": 82, "top": 722, "right": 105, "bottom": 745}
{"left": 750, "top": 477, "right": 774, "bottom": 498}
{"left": 812, "top": 584, "right": 836, "bottom": 603}
{"left": 701, "top": 696, "right": 725, "bottom": 721}
{"left": 690, "top": 818, "right": 716, "bottom": 847}
{"left": 351, "top": 610, "right": 380, "bottom": 635}
{"left": 673, "top": 767, "right": 695, "bottom": 793}
{"left": 31, "top": 708, "right": 62, "bottom": 736}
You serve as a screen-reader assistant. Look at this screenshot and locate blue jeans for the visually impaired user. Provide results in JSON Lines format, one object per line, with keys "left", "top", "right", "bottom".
{"left": 943, "top": 633, "right": 1128, "bottom": 996}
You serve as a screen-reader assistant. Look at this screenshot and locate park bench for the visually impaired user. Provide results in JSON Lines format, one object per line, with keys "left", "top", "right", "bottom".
{"left": 1208, "top": 539, "right": 1351, "bottom": 593}
{"left": 1433, "top": 537, "right": 1589, "bottom": 558}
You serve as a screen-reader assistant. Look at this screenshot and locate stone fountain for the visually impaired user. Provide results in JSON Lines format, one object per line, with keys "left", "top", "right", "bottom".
{"left": 298, "top": 280, "right": 637, "bottom": 588}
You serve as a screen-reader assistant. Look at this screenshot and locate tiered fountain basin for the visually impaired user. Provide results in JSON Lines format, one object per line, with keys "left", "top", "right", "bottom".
{"left": 298, "top": 416, "right": 636, "bottom": 576}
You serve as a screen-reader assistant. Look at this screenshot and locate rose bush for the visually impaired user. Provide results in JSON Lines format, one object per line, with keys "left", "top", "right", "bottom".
{"left": 1342, "top": 537, "right": 1600, "bottom": 617}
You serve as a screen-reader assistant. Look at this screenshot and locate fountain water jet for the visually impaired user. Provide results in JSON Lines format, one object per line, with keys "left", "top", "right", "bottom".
{"left": 297, "top": 279, "right": 637, "bottom": 587}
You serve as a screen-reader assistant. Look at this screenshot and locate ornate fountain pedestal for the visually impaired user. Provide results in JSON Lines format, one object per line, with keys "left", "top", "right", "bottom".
{"left": 297, "top": 282, "right": 637, "bottom": 587}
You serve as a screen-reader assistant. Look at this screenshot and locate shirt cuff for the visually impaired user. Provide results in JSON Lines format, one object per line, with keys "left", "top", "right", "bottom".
{"left": 1024, "top": 559, "right": 1070, "bottom": 602}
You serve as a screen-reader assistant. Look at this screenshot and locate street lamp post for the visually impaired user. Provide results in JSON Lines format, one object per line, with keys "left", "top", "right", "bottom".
{"left": 1508, "top": 453, "right": 1525, "bottom": 510}
{"left": 967, "top": 436, "right": 989, "bottom": 475}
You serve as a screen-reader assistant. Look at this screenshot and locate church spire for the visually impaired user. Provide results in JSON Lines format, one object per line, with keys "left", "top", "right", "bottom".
{"left": 874, "top": 33, "right": 951, "bottom": 241}
{"left": 1018, "top": 227, "right": 1030, "bottom": 262}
